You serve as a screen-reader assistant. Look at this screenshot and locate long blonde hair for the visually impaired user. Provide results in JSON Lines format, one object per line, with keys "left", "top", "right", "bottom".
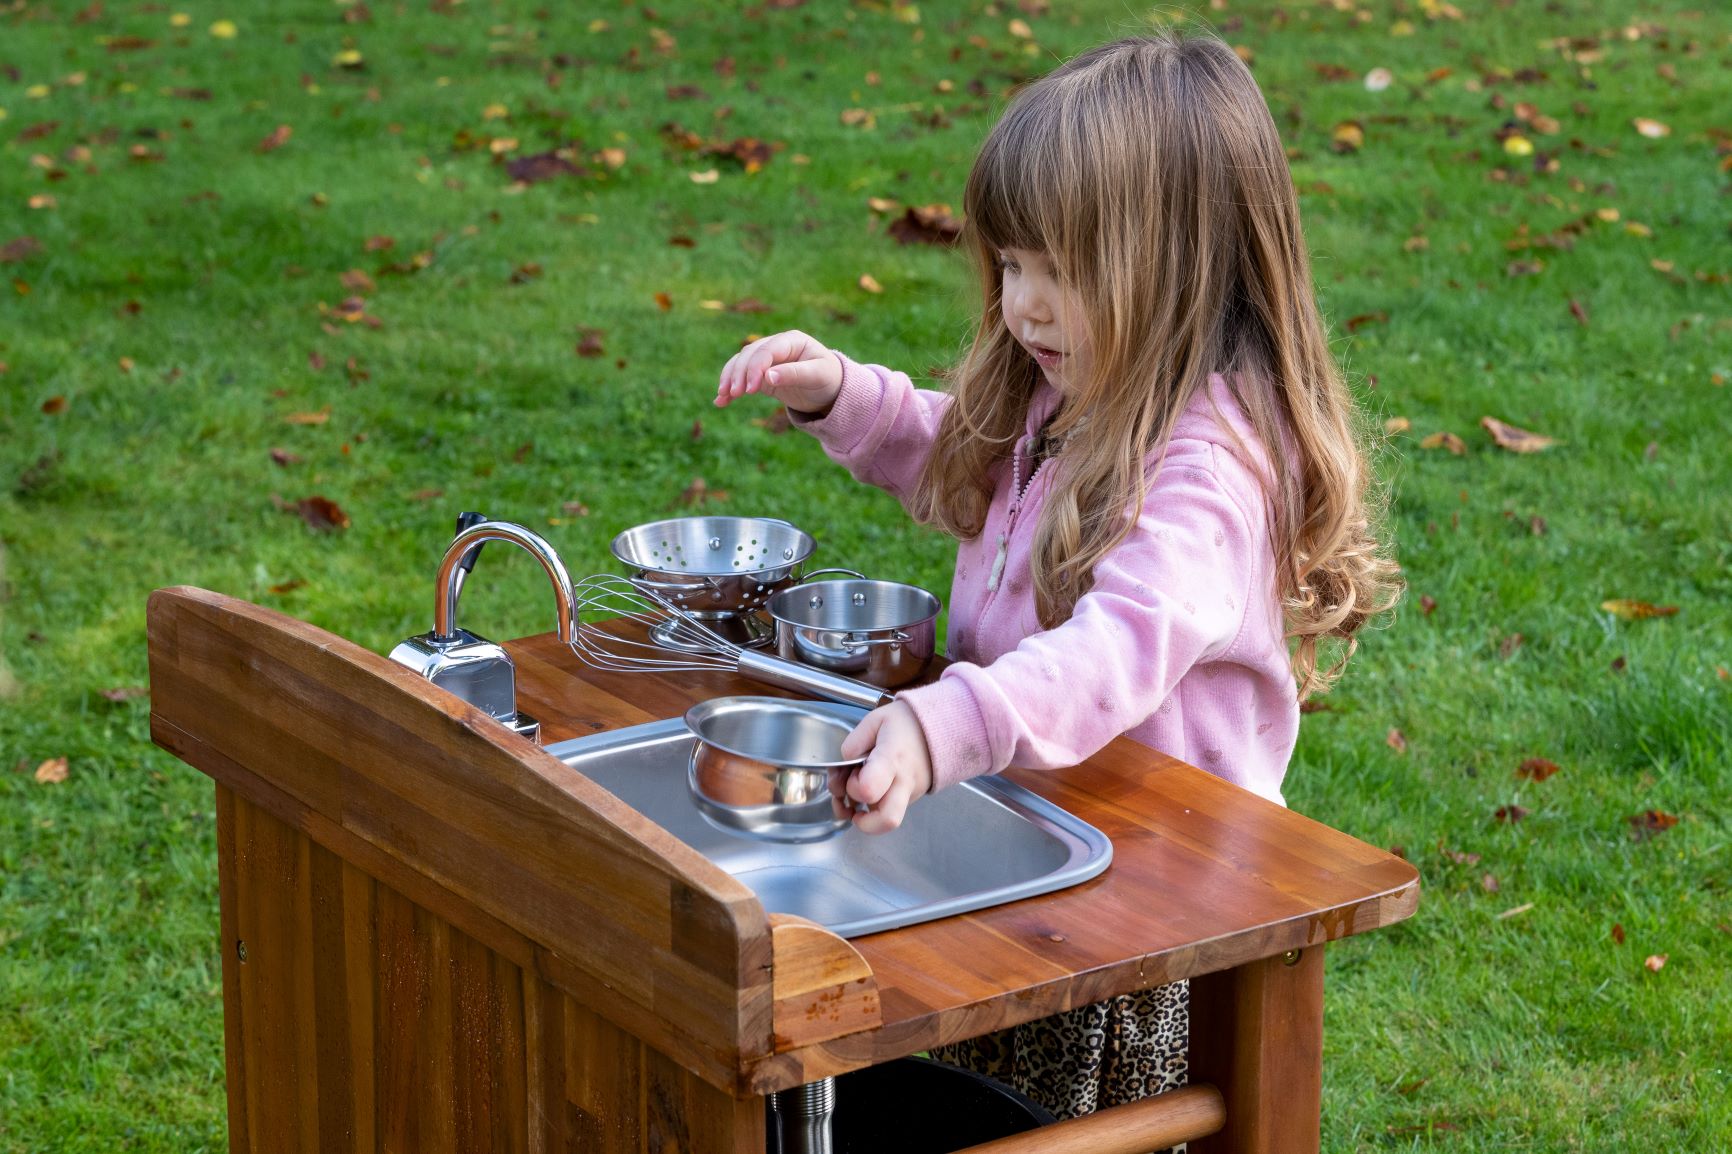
{"left": 910, "top": 31, "right": 1400, "bottom": 698}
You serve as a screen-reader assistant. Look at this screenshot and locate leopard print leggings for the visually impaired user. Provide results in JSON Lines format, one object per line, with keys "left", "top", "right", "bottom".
{"left": 930, "top": 980, "right": 1188, "bottom": 1151}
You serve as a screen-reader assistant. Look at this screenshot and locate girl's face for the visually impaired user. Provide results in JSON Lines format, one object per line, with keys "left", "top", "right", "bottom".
{"left": 997, "top": 247, "right": 1089, "bottom": 394}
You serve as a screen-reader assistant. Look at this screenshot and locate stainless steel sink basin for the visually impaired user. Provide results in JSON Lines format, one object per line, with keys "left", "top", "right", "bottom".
{"left": 546, "top": 705, "right": 1113, "bottom": 938}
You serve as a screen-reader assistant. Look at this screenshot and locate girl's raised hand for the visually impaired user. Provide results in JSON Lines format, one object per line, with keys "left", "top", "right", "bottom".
{"left": 715, "top": 329, "right": 843, "bottom": 414}
{"left": 831, "top": 700, "right": 934, "bottom": 834}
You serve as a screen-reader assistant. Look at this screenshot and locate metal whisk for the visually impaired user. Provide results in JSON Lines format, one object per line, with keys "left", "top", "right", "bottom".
{"left": 569, "top": 575, "right": 892, "bottom": 712}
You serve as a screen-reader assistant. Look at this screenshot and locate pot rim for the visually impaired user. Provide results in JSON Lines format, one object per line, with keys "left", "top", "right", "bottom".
{"left": 764, "top": 578, "right": 941, "bottom": 629}
{"left": 683, "top": 696, "right": 865, "bottom": 771}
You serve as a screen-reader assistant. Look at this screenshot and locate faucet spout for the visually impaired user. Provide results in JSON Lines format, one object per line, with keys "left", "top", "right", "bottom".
{"left": 433, "top": 522, "right": 576, "bottom": 645}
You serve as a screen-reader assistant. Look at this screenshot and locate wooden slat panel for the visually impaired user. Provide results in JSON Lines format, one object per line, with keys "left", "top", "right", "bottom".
{"left": 309, "top": 840, "right": 356, "bottom": 1150}
{"left": 147, "top": 586, "right": 773, "bottom": 1089}
{"left": 373, "top": 882, "right": 426, "bottom": 1151}
{"left": 524, "top": 970, "right": 566, "bottom": 1154}
{"left": 215, "top": 787, "right": 250, "bottom": 1154}
{"left": 340, "top": 862, "right": 377, "bottom": 1153}
{"left": 228, "top": 789, "right": 321, "bottom": 1152}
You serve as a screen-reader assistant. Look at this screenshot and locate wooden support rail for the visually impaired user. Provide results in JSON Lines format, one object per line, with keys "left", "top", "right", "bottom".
{"left": 954, "top": 1084, "right": 1226, "bottom": 1154}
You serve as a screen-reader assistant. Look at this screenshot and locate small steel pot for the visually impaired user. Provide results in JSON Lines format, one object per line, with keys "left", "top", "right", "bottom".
{"left": 685, "top": 697, "right": 867, "bottom": 843}
{"left": 766, "top": 580, "right": 940, "bottom": 689}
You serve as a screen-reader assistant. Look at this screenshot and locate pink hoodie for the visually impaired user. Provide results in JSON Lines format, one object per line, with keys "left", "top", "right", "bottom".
{"left": 796, "top": 353, "right": 1299, "bottom": 805}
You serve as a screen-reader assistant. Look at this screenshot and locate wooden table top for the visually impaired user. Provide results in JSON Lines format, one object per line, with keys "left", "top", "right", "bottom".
{"left": 509, "top": 625, "right": 1419, "bottom": 1087}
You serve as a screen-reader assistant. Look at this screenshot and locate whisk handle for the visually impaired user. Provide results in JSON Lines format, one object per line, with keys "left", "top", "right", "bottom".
{"left": 735, "top": 650, "right": 895, "bottom": 711}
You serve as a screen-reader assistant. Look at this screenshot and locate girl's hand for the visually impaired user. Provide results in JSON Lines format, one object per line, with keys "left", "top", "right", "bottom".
{"left": 716, "top": 329, "right": 843, "bottom": 414}
{"left": 832, "top": 700, "right": 934, "bottom": 834}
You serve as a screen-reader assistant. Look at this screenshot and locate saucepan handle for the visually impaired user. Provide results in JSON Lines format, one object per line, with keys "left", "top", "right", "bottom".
{"left": 795, "top": 566, "right": 866, "bottom": 583}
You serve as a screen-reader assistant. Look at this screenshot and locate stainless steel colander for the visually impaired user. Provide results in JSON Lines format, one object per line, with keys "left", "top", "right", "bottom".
{"left": 609, "top": 516, "right": 818, "bottom": 615}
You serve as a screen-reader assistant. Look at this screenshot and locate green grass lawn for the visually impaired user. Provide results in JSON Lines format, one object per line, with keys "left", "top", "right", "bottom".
{"left": 2, "top": 0, "right": 1729, "bottom": 1149}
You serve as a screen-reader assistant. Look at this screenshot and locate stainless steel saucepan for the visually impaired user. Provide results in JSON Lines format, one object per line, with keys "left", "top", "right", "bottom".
{"left": 684, "top": 696, "right": 868, "bottom": 843}
{"left": 765, "top": 579, "right": 940, "bottom": 689}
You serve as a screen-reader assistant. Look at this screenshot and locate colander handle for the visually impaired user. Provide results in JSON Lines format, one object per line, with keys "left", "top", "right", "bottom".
{"left": 736, "top": 650, "right": 895, "bottom": 711}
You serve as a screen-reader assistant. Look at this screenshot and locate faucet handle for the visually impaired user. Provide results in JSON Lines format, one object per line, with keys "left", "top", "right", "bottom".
{"left": 454, "top": 510, "right": 488, "bottom": 572}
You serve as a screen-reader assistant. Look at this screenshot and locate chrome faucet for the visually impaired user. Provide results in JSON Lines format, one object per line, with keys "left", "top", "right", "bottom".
{"left": 388, "top": 517, "right": 576, "bottom": 744}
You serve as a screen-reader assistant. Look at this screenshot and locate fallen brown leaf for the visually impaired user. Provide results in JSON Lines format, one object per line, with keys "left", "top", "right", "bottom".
{"left": 34, "top": 757, "right": 69, "bottom": 784}
{"left": 283, "top": 409, "right": 330, "bottom": 425}
{"left": 654, "top": 291, "right": 673, "bottom": 311}
{"left": 340, "top": 268, "right": 375, "bottom": 293}
{"left": 1439, "top": 843, "right": 1481, "bottom": 866}
{"left": 1419, "top": 431, "right": 1467, "bottom": 455}
{"left": 268, "top": 579, "right": 308, "bottom": 594}
{"left": 1601, "top": 599, "right": 1678, "bottom": 620}
{"left": 41, "top": 395, "right": 67, "bottom": 415}
{"left": 1627, "top": 809, "right": 1679, "bottom": 839}
{"left": 1386, "top": 728, "right": 1408, "bottom": 754}
{"left": 576, "top": 328, "right": 606, "bottom": 357}
{"left": 506, "top": 151, "right": 583, "bottom": 185}
{"left": 751, "top": 408, "right": 793, "bottom": 435}
{"left": 1481, "top": 873, "right": 1500, "bottom": 892}
{"left": 0, "top": 236, "right": 43, "bottom": 263}
{"left": 1481, "top": 416, "right": 1554, "bottom": 452}
{"left": 888, "top": 204, "right": 964, "bottom": 247}
{"left": 1644, "top": 954, "right": 1667, "bottom": 972}
{"left": 288, "top": 496, "right": 350, "bottom": 532}
{"left": 1345, "top": 311, "right": 1388, "bottom": 333}
{"left": 672, "top": 476, "right": 727, "bottom": 507}
{"left": 1494, "top": 804, "right": 1529, "bottom": 823}
{"left": 1516, "top": 757, "right": 1560, "bottom": 782}
{"left": 1419, "top": 594, "right": 1437, "bottom": 616}
{"left": 1569, "top": 298, "right": 1589, "bottom": 326}
{"left": 269, "top": 448, "right": 302, "bottom": 466}
{"left": 1611, "top": 923, "right": 1625, "bottom": 945}
{"left": 256, "top": 124, "right": 293, "bottom": 154}
{"left": 364, "top": 235, "right": 395, "bottom": 252}
{"left": 858, "top": 273, "right": 883, "bottom": 293}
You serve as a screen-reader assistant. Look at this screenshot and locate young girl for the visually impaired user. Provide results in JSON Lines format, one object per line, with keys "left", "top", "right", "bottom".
{"left": 714, "top": 30, "right": 1399, "bottom": 1127}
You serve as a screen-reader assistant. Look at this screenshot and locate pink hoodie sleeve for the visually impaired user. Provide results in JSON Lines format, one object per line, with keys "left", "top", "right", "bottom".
{"left": 897, "top": 442, "right": 1266, "bottom": 792}
{"left": 789, "top": 352, "right": 952, "bottom": 507}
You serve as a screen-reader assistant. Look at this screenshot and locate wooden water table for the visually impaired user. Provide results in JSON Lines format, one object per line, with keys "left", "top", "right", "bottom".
{"left": 147, "top": 586, "right": 1419, "bottom": 1153}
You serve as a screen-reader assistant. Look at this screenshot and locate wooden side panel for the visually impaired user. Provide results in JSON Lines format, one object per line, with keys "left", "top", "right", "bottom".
{"left": 1188, "top": 947, "right": 1326, "bottom": 1154}
{"left": 217, "top": 787, "right": 761, "bottom": 1153}
{"left": 768, "top": 915, "right": 881, "bottom": 1051}
{"left": 148, "top": 586, "right": 772, "bottom": 1087}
